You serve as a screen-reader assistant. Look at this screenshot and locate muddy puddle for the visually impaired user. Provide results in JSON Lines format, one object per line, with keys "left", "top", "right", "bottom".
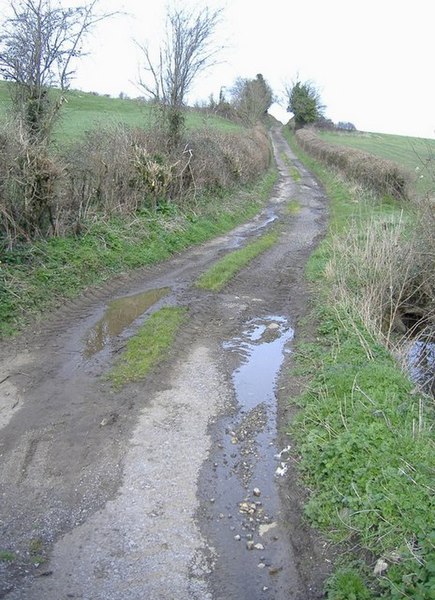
{"left": 82, "top": 287, "right": 169, "bottom": 359}
{"left": 200, "top": 316, "right": 297, "bottom": 599}
{"left": 225, "top": 208, "right": 278, "bottom": 250}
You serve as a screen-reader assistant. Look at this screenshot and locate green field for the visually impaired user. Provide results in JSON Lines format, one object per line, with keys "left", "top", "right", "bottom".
{"left": 0, "top": 80, "right": 241, "bottom": 144}
{"left": 317, "top": 129, "right": 435, "bottom": 195}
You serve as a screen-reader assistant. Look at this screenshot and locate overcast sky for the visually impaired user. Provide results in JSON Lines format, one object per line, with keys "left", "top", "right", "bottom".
{"left": 1, "top": 0, "right": 434, "bottom": 138}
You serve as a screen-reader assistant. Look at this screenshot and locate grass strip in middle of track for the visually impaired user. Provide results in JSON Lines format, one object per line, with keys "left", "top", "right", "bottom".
{"left": 109, "top": 306, "right": 188, "bottom": 388}
{"left": 196, "top": 230, "right": 279, "bottom": 292}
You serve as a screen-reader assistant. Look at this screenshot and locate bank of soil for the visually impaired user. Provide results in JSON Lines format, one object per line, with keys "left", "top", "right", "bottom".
{"left": 0, "top": 127, "right": 333, "bottom": 599}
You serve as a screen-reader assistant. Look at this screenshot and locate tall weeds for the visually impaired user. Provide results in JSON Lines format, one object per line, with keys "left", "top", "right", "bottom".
{"left": 326, "top": 197, "right": 434, "bottom": 349}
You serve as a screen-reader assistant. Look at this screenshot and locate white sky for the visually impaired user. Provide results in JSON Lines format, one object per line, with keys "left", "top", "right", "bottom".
{"left": 1, "top": 0, "right": 434, "bottom": 138}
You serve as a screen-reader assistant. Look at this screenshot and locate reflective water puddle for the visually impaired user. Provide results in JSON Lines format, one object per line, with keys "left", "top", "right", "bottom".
{"left": 222, "top": 316, "right": 294, "bottom": 489}
{"left": 82, "top": 288, "right": 169, "bottom": 358}
{"left": 199, "top": 316, "right": 296, "bottom": 598}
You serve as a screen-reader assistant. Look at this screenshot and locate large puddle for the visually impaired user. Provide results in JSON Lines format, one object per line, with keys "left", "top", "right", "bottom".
{"left": 224, "top": 315, "right": 293, "bottom": 414}
{"left": 200, "top": 316, "right": 296, "bottom": 599}
{"left": 82, "top": 288, "right": 169, "bottom": 358}
{"left": 222, "top": 315, "right": 294, "bottom": 498}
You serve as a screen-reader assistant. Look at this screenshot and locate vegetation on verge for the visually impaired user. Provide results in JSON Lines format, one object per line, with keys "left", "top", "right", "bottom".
{"left": 284, "top": 128, "right": 434, "bottom": 599}
{"left": 195, "top": 230, "right": 278, "bottom": 291}
{"left": 109, "top": 307, "right": 188, "bottom": 388}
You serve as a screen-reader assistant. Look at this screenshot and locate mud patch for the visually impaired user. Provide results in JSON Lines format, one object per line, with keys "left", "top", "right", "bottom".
{"left": 0, "top": 354, "right": 32, "bottom": 430}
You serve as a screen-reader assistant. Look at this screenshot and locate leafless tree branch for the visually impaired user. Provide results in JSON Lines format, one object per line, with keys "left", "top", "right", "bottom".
{"left": 137, "top": 5, "right": 223, "bottom": 108}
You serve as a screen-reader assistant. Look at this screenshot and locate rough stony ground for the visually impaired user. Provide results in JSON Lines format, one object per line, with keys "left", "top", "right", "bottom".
{"left": 0, "top": 127, "right": 333, "bottom": 599}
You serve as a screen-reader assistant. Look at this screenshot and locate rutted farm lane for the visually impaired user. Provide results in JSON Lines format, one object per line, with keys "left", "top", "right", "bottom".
{"left": 0, "top": 127, "right": 332, "bottom": 599}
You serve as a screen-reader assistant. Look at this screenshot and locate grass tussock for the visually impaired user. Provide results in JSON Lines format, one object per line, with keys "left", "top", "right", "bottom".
{"left": 109, "top": 306, "right": 187, "bottom": 387}
{"left": 284, "top": 128, "right": 435, "bottom": 599}
{"left": 196, "top": 230, "right": 278, "bottom": 291}
{"left": 295, "top": 128, "right": 413, "bottom": 200}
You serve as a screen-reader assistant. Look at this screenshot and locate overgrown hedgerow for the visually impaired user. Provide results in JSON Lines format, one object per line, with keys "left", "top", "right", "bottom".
{"left": 63, "top": 123, "right": 270, "bottom": 229}
{"left": 295, "top": 128, "right": 413, "bottom": 200}
{"left": 0, "top": 119, "right": 271, "bottom": 246}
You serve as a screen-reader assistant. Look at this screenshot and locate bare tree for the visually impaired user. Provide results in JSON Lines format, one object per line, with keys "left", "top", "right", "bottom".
{"left": 137, "top": 5, "right": 222, "bottom": 144}
{"left": 0, "top": 0, "right": 116, "bottom": 239}
{"left": 0, "top": 0, "right": 114, "bottom": 140}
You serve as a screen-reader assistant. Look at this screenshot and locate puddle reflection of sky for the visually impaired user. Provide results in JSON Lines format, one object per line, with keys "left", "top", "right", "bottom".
{"left": 224, "top": 316, "right": 294, "bottom": 412}
{"left": 82, "top": 288, "right": 169, "bottom": 358}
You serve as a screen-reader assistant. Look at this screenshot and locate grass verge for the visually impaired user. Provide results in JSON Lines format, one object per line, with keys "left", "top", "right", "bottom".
{"left": 283, "top": 128, "right": 435, "bottom": 599}
{"left": 195, "top": 230, "right": 279, "bottom": 291}
{"left": 0, "top": 169, "right": 277, "bottom": 338}
{"left": 109, "top": 307, "right": 187, "bottom": 388}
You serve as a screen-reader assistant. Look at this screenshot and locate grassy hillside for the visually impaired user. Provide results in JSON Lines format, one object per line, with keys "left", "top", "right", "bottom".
{"left": 317, "top": 129, "right": 435, "bottom": 195}
{"left": 0, "top": 80, "right": 241, "bottom": 144}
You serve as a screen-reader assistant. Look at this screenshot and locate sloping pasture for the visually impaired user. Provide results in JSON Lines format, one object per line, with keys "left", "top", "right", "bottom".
{"left": 0, "top": 81, "right": 241, "bottom": 144}
{"left": 317, "top": 129, "right": 435, "bottom": 195}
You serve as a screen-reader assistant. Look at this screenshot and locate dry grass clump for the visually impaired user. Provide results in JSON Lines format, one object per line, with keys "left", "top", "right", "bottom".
{"left": 328, "top": 210, "right": 433, "bottom": 338}
{"left": 296, "top": 128, "right": 413, "bottom": 199}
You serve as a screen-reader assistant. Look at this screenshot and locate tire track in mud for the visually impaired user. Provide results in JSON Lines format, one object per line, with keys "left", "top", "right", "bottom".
{"left": 0, "top": 127, "right": 332, "bottom": 599}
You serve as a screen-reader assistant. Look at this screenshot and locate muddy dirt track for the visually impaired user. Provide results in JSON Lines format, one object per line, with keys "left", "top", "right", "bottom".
{"left": 0, "top": 127, "right": 333, "bottom": 599}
